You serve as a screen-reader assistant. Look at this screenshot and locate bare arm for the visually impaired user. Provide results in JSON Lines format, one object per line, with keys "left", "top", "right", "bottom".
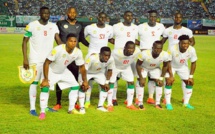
{"left": 22, "top": 37, "right": 30, "bottom": 69}
{"left": 135, "top": 39, "right": 140, "bottom": 46}
{"left": 79, "top": 28, "right": 89, "bottom": 47}
{"left": 106, "top": 69, "right": 112, "bottom": 80}
{"left": 136, "top": 59, "right": 146, "bottom": 87}
{"left": 189, "top": 37, "right": 195, "bottom": 46}
{"left": 190, "top": 61, "right": 196, "bottom": 75}
{"left": 161, "top": 37, "right": 168, "bottom": 45}
{"left": 108, "top": 38, "right": 115, "bottom": 45}
{"left": 55, "top": 33, "right": 63, "bottom": 45}
{"left": 79, "top": 64, "right": 89, "bottom": 91}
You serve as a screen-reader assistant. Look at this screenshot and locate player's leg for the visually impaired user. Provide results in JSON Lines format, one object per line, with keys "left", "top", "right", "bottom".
{"left": 109, "top": 68, "right": 119, "bottom": 106}
{"left": 53, "top": 84, "right": 62, "bottom": 110}
{"left": 29, "top": 63, "right": 42, "bottom": 116}
{"left": 85, "top": 79, "right": 93, "bottom": 108}
{"left": 112, "top": 75, "right": 120, "bottom": 106}
{"left": 147, "top": 77, "right": 156, "bottom": 104}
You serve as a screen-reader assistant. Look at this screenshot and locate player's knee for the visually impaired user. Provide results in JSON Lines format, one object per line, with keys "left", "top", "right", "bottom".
{"left": 41, "top": 87, "right": 49, "bottom": 92}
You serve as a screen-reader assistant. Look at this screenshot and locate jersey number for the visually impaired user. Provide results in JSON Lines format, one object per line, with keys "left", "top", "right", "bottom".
{"left": 127, "top": 32, "right": 130, "bottom": 37}
{"left": 44, "top": 31, "right": 47, "bottom": 36}
{"left": 174, "top": 34, "right": 178, "bottom": 39}
{"left": 152, "top": 31, "right": 155, "bottom": 36}
{"left": 123, "top": 60, "right": 129, "bottom": 64}
{"left": 150, "top": 64, "right": 156, "bottom": 67}
{"left": 99, "top": 34, "right": 105, "bottom": 39}
{"left": 64, "top": 60, "right": 69, "bottom": 65}
{"left": 180, "top": 59, "right": 185, "bottom": 64}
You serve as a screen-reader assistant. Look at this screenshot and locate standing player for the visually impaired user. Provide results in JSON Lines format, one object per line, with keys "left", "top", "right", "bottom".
{"left": 161, "top": 12, "right": 195, "bottom": 105}
{"left": 164, "top": 35, "right": 197, "bottom": 110}
{"left": 136, "top": 10, "right": 166, "bottom": 105}
{"left": 22, "top": 6, "right": 62, "bottom": 116}
{"left": 78, "top": 47, "right": 114, "bottom": 113}
{"left": 136, "top": 41, "right": 170, "bottom": 110}
{"left": 108, "top": 41, "right": 140, "bottom": 110}
{"left": 39, "top": 33, "right": 88, "bottom": 119}
{"left": 161, "top": 12, "right": 195, "bottom": 50}
{"left": 111, "top": 11, "right": 139, "bottom": 105}
{"left": 53, "top": 7, "right": 89, "bottom": 110}
{"left": 84, "top": 12, "right": 113, "bottom": 108}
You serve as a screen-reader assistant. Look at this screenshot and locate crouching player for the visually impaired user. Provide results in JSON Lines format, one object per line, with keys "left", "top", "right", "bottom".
{"left": 136, "top": 41, "right": 170, "bottom": 110}
{"left": 39, "top": 33, "right": 88, "bottom": 119}
{"left": 108, "top": 41, "right": 140, "bottom": 110}
{"left": 164, "top": 35, "right": 197, "bottom": 110}
{"left": 78, "top": 47, "right": 114, "bottom": 113}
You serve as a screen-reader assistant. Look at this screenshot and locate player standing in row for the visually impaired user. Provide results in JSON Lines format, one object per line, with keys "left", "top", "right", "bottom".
{"left": 53, "top": 7, "right": 89, "bottom": 110}
{"left": 108, "top": 41, "right": 140, "bottom": 110}
{"left": 39, "top": 33, "right": 89, "bottom": 119}
{"left": 136, "top": 10, "right": 165, "bottom": 105}
{"left": 136, "top": 41, "right": 170, "bottom": 110}
{"left": 78, "top": 47, "right": 114, "bottom": 113}
{"left": 161, "top": 12, "right": 195, "bottom": 50}
{"left": 22, "top": 6, "right": 62, "bottom": 116}
{"left": 83, "top": 12, "right": 113, "bottom": 108}
{"left": 111, "top": 11, "right": 138, "bottom": 105}
{"left": 164, "top": 35, "right": 197, "bottom": 110}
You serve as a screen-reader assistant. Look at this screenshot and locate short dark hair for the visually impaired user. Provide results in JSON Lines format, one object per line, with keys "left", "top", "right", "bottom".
{"left": 174, "top": 12, "right": 183, "bottom": 17}
{"left": 67, "top": 7, "right": 77, "bottom": 13}
{"left": 124, "top": 11, "right": 133, "bottom": 16}
{"left": 100, "top": 46, "right": 111, "bottom": 53}
{"left": 40, "top": 6, "right": 49, "bottom": 13}
{"left": 125, "top": 41, "right": 135, "bottom": 48}
{"left": 153, "top": 41, "right": 163, "bottom": 47}
{"left": 178, "top": 35, "right": 189, "bottom": 41}
{"left": 148, "top": 10, "right": 157, "bottom": 14}
{"left": 98, "top": 12, "right": 107, "bottom": 17}
{"left": 66, "top": 33, "right": 77, "bottom": 40}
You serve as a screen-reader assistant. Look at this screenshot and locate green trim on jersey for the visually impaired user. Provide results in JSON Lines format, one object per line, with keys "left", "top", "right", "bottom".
{"left": 24, "top": 31, "right": 32, "bottom": 37}
{"left": 41, "top": 87, "right": 49, "bottom": 92}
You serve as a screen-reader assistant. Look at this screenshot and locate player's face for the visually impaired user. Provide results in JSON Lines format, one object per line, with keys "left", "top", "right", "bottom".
{"left": 124, "top": 44, "right": 135, "bottom": 56}
{"left": 174, "top": 14, "right": 182, "bottom": 25}
{"left": 66, "top": 37, "right": 77, "bottom": 50}
{"left": 148, "top": 13, "right": 157, "bottom": 25}
{"left": 152, "top": 43, "right": 163, "bottom": 56}
{"left": 40, "top": 9, "right": 50, "bottom": 22}
{"left": 123, "top": 12, "right": 133, "bottom": 24}
{"left": 97, "top": 13, "right": 107, "bottom": 25}
{"left": 100, "top": 51, "right": 111, "bottom": 63}
{"left": 179, "top": 40, "right": 190, "bottom": 52}
{"left": 67, "top": 8, "right": 77, "bottom": 20}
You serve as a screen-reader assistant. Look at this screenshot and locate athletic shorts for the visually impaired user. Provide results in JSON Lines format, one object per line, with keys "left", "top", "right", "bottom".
{"left": 110, "top": 66, "right": 134, "bottom": 83}
{"left": 141, "top": 68, "right": 161, "bottom": 79}
{"left": 165, "top": 66, "right": 190, "bottom": 80}
{"left": 79, "top": 72, "right": 106, "bottom": 85}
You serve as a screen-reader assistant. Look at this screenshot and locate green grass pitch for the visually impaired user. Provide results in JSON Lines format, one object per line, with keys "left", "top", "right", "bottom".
{"left": 0, "top": 34, "right": 214, "bottom": 133}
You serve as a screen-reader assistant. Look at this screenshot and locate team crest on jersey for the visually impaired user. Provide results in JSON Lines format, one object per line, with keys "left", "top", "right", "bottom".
{"left": 18, "top": 64, "right": 37, "bottom": 84}
{"left": 144, "top": 28, "right": 148, "bottom": 31}
{"left": 64, "top": 24, "right": 68, "bottom": 29}
{"left": 169, "top": 31, "right": 172, "bottom": 35}
{"left": 93, "top": 30, "right": 97, "bottom": 34}
{"left": 120, "top": 27, "right": 124, "bottom": 31}
{"left": 37, "top": 27, "right": 40, "bottom": 31}
{"left": 62, "top": 54, "right": 66, "bottom": 58}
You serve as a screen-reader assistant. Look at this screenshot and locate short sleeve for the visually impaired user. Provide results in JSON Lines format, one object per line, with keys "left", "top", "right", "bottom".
{"left": 75, "top": 50, "right": 85, "bottom": 66}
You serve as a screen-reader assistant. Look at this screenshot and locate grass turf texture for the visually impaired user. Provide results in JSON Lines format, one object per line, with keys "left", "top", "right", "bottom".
{"left": 0, "top": 34, "right": 214, "bottom": 133}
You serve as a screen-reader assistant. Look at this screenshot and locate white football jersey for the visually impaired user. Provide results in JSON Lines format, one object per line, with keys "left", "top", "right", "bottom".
{"left": 138, "top": 49, "right": 170, "bottom": 70}
{"left": 47, "top": 44, "right": 84, "bottom": 74}
{"left": 138, "top": 22, "right": 165, "bottom": 50}
{"left": 84, "top": 23, "right": 113, "bottom": 54}
{"left": 163, "top": 26, "right": 193, "bottom": 49}
{"left": 85, "top": 53, "right": 114, "bottom": 74}
{"left": 24, "top": 20, "right": 59, "bottom": 63}
{"left": 112, "top": 47, "right": 140, "bottom": 70}
{"left": 168, "top": 44, "right": 197, "bottom": 69}
{"left": 113, "top": 22, "right": 138, "bottom": 49}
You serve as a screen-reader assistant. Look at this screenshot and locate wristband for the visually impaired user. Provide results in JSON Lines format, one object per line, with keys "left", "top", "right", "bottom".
{"left": 105, "top": 80, "right": 109, "bottom": 84}
{"left": 189, "top": 75, "right": 193, "bottom": 78}
{"left": 159, "top": 77, "right": 163, "bottom": 81}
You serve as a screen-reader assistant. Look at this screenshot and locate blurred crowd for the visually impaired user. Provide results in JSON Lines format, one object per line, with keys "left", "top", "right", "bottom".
{"left": 1, "top": 0, "right": 215, "bottom": 19}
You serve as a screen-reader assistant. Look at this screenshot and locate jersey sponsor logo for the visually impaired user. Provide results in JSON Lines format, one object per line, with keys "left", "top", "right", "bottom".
{"left": 64, "top": 24, "right": 68, "bottom": 29}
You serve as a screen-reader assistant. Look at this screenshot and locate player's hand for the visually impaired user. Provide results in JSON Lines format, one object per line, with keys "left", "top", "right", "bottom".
{"left": 40, "top": 79, "right": 50, "bottom": 88}
{"left": 139, "top": 77, "right": 145, "bottom": 87}
{"left": 23, "top": 59, "right": 29, "bottom": 70}
{"left": 187, "top": 78, "right": 194, "bottom": 86}
{"left": 166, "top": 77, "right": 175, "bottom": 85}
{"left": 104, "top": 84, "right": 110, "bottom": 91}
{"left": 81, "top": 81, "right": 89, "bottom": 92}
{"left": 156, "top": 79, "right": 164, "bottom": 87}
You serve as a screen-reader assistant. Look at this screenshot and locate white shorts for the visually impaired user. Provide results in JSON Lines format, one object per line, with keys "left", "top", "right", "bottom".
{"left": 110, "top": 66, "right": 134, "bottom": 83}
{"left": 79, "top": 72, "right": 106, "bottom": 85}
{"left": 29, "top": 62, "right": 43, "bottom": 82}
{"left": 165, "top": 66, "right": 189, "bottom": 80}
{"left": 141, "top": 68, "right": 161, "bottom": 79}
{"left": 43, "top": 68, "right": 79, "bottom": 91}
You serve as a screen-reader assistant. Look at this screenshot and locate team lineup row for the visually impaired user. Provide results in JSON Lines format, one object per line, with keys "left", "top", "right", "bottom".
{"left": 22, "top": 6, "right": 197, "bottom": 120}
